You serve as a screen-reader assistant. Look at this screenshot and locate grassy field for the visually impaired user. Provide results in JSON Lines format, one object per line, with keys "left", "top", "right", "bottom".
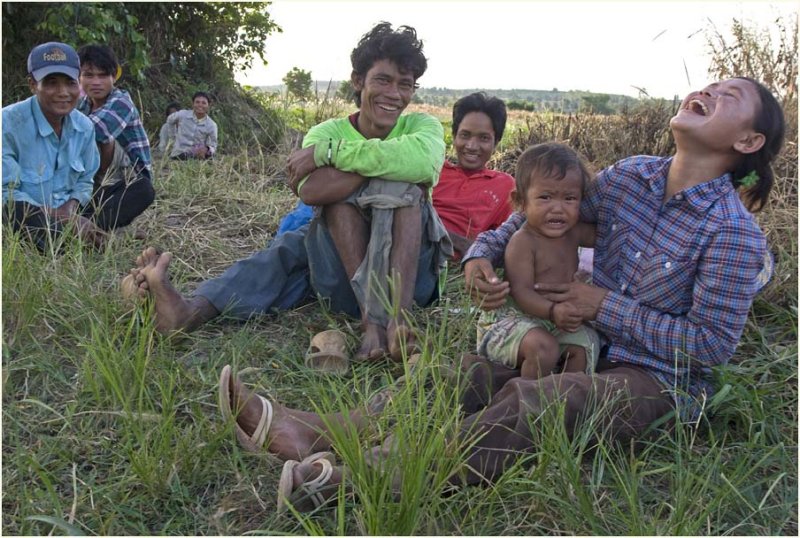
{"left": 2, "top": 107, "right": 798, "bottom": 535}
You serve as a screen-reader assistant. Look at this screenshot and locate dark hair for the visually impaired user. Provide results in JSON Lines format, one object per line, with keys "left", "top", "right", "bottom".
{"left": 192, "top": 91, "right": 211, "bottom": 103}
{"left": 514, "top": 143, "right": 592, "bottom": 208}
{"left": 165, "top": 101, "right": 180, "bottom": 117}
{"left": 452, "top": 92, "right": 507, "bottom": 143}
{"left": 350, "top": 22, "right": 426, "bottom": 107}
{"left": 77, "top": 44, "right": 118, "bottom": 76}
{"left": 731, "top": 77, "right": 785, "bottom": 212}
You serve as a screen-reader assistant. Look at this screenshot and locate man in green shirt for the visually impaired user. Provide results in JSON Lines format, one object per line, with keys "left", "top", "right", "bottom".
{"left": 126, "top": 22, "right": 449, "bottom": 361}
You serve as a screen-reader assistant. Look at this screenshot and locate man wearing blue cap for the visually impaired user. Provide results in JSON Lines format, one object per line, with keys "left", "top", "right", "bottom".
{"left": 2, "top": 42, "right": 104, "bottom": 250}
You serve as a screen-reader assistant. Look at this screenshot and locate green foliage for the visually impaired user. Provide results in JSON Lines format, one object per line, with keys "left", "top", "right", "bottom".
{"left": 35, "top": 3, "right": 149, "bottom": 79}
{"left": 2, "top": 138, "right": 797, "bottom": 534}
{"left": 413, "top": 86, "right": 641, "bottom": 114}
{"left": 2, "top": 2, "right": 285, "bottom": 152}
{"left": 580, "top": 93, "right": 613, "bottom": 115}
{"left": 507, "top": 99, "right": 537, "bottom": 112}
{"left": 335, "top": 79, "right": 355, "bottom": 103}
{"left": 282, "top": 67, "right": 313, "bottom": 101}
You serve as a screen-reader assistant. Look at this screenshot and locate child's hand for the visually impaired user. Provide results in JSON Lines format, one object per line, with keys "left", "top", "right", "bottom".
{"left": 552, "top": 302, "right": 582, "bottom": 332}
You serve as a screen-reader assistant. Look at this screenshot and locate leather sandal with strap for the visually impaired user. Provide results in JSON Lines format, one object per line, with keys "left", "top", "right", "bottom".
{"left": 305, "top": 330, "right": 350, "bottom": 375}
{"left": 277, "top": 451, "right": 337, "bottom": 513}
{"left": 218, "top": 364, "right": 274, "bottom": 453}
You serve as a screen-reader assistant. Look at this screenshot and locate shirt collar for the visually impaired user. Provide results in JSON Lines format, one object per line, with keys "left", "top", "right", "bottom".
{"left": 444, "top": 159, "right": 495, "bottom": 179}
{"left": 646, "top": 156, "right": 734, "bottom": 213}
{"left": 31, "top": 96, "right": 57, "bottom": 137}
{"left": 680, "top": 173, "right": 734, "bottom": 212}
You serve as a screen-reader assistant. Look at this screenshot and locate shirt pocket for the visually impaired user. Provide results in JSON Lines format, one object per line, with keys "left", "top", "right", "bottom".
{"left": 20, "top": 162, "right": 50, "bottom": 184}
{"left": 594, "top": 219, "right": 629, "bottom": 289}
{"left": 70, "top": 159, "right": 86, "bottom": 175}
{"left": 634, "top": 253, "right": 694, "bottom": 313}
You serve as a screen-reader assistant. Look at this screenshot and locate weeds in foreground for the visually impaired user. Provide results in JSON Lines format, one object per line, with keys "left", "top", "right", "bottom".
{"left": 2, "top": 130, "right": 796, "bottom": 536}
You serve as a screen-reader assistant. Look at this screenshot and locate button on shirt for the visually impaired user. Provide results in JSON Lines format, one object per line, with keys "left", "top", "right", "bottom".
{"left": 167, "top": 110, "right": 218, "bottom": 157}
{"left": 2, "top": 96, "right": 99, "bottom": 208}
{"left": 77, "top": 88, "right": 152, "bottom": 180}
{"left": 464, "top": 155, "right": 771, "bottom": 419}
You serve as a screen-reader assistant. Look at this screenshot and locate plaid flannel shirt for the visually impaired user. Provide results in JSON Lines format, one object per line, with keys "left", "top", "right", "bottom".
{"left": 464, "top": 156, "right": 771, "bottom": 418}
{"left": 78, "top": 88, "right": 152, "bottom": 180}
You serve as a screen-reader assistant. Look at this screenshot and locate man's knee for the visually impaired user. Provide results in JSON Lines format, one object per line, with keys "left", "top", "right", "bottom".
{"left": 139, "top": 178, "right": 156, "bottom": 207}
{"left": 508, "top": 371, "right": 592, "bottom": 406}
{"left": 322, "top": 201, "right": 362, "bottom": 227}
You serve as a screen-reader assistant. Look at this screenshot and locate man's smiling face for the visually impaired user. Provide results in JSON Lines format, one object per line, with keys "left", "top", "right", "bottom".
{"left": 353, "top": 59, "right": 415, "bottom": 139}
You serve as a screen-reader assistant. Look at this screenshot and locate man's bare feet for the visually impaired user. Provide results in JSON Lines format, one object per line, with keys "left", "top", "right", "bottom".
{"left": 355, "top": 322, "right": 388, "bottom": 361}
{"left": 387, "top": 318, "right": 418, "bottom": 362}
{"left": 128, "top": 247, "right": 217, "bottom": 333}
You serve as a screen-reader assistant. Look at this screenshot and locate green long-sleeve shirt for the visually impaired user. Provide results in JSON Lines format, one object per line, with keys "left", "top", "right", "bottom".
{"left": 299, "top": 112, "right": 445, "bottom": 192}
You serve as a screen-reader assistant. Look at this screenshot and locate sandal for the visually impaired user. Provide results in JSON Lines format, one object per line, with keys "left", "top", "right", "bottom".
{"left": 218, "top": 364, "right": 274, "bottom": 453}
{"left": 120, "top": 273, "right": 139, "bottom": 301}
{"left": 305, "top": 330, "right": 350, "bottom": 375}
{"left": 277, "top": 451, "right": 337, "bottom": 513}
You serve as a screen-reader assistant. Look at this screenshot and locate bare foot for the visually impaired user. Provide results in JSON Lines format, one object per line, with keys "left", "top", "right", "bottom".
{"left": 387, "top": 318, "right": 418, "bottom": 362}
{"left": 355, "top": 322, "right": 388, "bottom": 361}
{"left": 130, "top": 247, "right": 213, "bottom": 333}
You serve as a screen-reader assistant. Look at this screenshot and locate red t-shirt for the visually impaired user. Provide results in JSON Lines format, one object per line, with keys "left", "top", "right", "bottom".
{"left": 432, "top": 160, "right": 515, "bottom": 239}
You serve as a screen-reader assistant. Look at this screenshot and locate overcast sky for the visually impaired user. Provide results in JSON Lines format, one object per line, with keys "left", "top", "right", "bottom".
{"left": 235, "top": 0, "right": 796, "bottom": 99}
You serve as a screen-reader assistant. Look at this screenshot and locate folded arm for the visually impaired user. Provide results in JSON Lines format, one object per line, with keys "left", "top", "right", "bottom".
{"left": 293, "top": 114, "right": 446, "bottom": 196}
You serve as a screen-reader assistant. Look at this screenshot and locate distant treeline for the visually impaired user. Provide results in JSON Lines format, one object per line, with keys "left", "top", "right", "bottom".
{"left": 254, "top": 81, "right": 675, "bottom": 115}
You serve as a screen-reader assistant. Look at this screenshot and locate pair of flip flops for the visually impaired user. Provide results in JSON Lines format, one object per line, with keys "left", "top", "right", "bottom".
{"left": 277, "top": 451, "right": 338, "bottom": 513}
{"left": 218, "top": 364, "right": 274, "bottom": 452}
{"left": 305, "top": 330, "right": 350, "bottom": 375}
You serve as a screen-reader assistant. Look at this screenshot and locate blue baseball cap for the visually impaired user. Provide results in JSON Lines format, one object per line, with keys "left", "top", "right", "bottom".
{"left": 27, "top": 42, "right": 80, "bottom": 82}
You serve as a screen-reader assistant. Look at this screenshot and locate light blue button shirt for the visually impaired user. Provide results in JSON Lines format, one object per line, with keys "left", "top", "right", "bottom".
{"left": 2, "top": 96, "right": 99, "bottom": 208}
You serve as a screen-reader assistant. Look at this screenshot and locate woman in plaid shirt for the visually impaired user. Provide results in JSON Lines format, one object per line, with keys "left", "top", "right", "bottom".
{"left": 458, "top": 76, "right": 785, "bottom": 474}
{"left": 216, "top": 77, "right": 785, "bottom": 508}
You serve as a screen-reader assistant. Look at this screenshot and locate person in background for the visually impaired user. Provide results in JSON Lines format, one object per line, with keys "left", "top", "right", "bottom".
{"left": 168, "top": 91, "right": 218, "bottom": 160}
{"left": 77, "top": 44, "right": 155, "bottom": 230}
{"left": 2, "top": 42, "right": 103, "bottom": 251}
{"left": 435, "top": 92, "right": 515, "bottom": 258}
{"left": 156, "top": 101, "right": 180, "bottom": 155}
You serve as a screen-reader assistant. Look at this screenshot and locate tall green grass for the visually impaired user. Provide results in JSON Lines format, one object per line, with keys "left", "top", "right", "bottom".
{"left": 3, "top": 134, "right": 796, "bottom": 535}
